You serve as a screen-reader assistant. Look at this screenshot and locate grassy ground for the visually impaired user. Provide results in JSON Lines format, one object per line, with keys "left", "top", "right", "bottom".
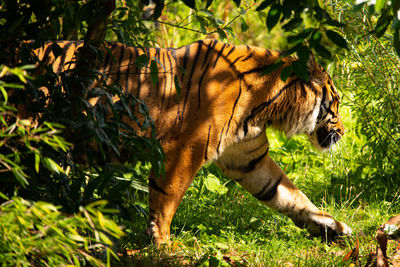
{"left": 114, "top": 142, "right": 400, "bottom": 266}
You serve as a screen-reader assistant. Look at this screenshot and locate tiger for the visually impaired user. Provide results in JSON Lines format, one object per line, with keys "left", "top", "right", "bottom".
{"left": 29, "top": 39, "right": 352, "bottom": 245}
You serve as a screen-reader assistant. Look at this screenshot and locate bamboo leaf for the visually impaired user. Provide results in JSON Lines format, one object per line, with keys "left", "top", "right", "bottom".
{"left": 266, "top": 4, "right": 282, "bottom": 31}
{"left": 256, "top": 0, "right": 274, "bottom": 11}
{"left": 326, "top": 30, "right": 348, "bottom": 49}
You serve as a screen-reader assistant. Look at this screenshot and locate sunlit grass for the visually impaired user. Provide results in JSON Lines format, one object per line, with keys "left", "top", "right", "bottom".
{"left": 118, "top": 165, "right": 398, "bottom": 266}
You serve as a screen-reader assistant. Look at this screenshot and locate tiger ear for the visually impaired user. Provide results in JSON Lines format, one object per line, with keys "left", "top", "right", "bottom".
{"left": 307, "top": 52, "right": 326, "bottom": 85}
{"left": 306, "top": 52, "right": 318, "bottom": 72}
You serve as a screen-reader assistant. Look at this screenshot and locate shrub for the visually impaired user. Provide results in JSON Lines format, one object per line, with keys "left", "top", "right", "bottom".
{"left": 0, "top": 197, "right": 124, "bottom": 266}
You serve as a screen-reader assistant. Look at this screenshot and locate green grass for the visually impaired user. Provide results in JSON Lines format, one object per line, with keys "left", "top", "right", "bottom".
{"left": 114, "top": 156, "right": 399, "bottom": 266}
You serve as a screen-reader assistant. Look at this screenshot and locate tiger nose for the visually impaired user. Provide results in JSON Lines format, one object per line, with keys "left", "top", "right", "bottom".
{"left": 337, "top": 124, "right": 344, "bottom": 136}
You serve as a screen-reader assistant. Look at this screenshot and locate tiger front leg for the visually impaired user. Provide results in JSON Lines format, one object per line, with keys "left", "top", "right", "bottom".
{"left": 147, "top": 143, "right": 205, "bottom": 246}
{"left": 219, "top": 153, "right": 352, "bottom": 240}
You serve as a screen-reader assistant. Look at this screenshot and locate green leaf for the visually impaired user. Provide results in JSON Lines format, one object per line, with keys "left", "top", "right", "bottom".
{"left": 240, "top": 17, "right": 249, "bottom": 32}
{"left": 205, "top": 0, "right": 213, "bottom": 9}
{"left": 353, "top": 1, "right": 366, "bottom": 12}
{"left": 204, "top": 174, "right": 228, "bottom": 195}
{"left": 35, "top": 153, "right": 40, "bottom": 173}
{"left": 393, "top": 28, "right": 400, "bottom": 59}
{"left": 296, "top": 45, "right": 309, "bottom": 63}
{"left": 256, "top": 0, "right": 274, "bottom": 11}
{"left": 0, "top": 86, "right": 8, "bottom": 103}
{"left": 313, "top": 5, "right": 345, "bottom": 27}
{"left": 150, "top": 60, "right": 158, "bottom": 85}
{"left": 287, "top": 28, "right": 313, "bottom": 44}
{"left": 280, "top": 65, "right": 293, "bottom": 82}
{"left": 326, "top": 30, "right": 348, "bottom": 49}
{"left": 174, "top": 74, "right": 181, "bottom": 101}
{"left": 282, "top": 18, "right": 303, "bottom": 31}
{"left": 217, "top": 28, "right": 227, "bottom": 40}
{"left": 134, "top": 54, "right": 149, "bottom": 69}
{"left": 292, "top": 60, "right": 308, "bottom": 81}
{"left": 0, "top": 192, "right": 9, "bottom": 201}
{"left": 313, "top": 44, "right": 331, "bottom": 59}
{"left": 99, "top": 232, "right": 113, "bottom": 245}
{"left": 375, "top": 0, "right": 387, "bottom": 12}
{"left": 152, "top": 0, "right": 164, "bottom": 20}
{"left": 181, "top": 0, "right": 196, "bottom": 10}
{"left": 261, "top": 61, "right": 284, "bottom": 76}
{"left": 233, "top": 0, "right": 241, "bottom": 7}
{"left": 372, "top": 14, "right": 393, "bottom": 38}
{"left": 309, "top": 30, "right": 322, "bottom": 47}
{"left": 266, "top": 4, "right": 282, "bottom": 31}
{"left": 12, "top": 169, "right": 29, "bottom": 187}
{"left": 43, "top": 157, "right": 63, "bottom": 173}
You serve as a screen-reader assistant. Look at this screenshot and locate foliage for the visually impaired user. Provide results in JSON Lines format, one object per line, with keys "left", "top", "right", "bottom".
{"left": 1, "top": 0, "right": 400, "bottom": 265}
{"left": 333, "top": 1, "right": 400, "bottom": 200}
{"left": 1, "top": 1, "right": 164, "bottom": 265}
{"left": 0, "top": 197, "right": 124, "bottom": 267}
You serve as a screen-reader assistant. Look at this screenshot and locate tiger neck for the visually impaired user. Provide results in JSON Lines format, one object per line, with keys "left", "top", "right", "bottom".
{"left": 238, "top": 70, "right": 321, "bottom": 140}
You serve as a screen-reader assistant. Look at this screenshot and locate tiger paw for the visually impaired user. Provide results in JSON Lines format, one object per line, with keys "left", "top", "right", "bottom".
{"left": 307, "top": 212, "right": 352, "bottom": 241}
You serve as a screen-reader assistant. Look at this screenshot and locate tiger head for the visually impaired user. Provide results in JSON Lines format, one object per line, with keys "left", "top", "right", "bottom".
{"left": 306, "top": 56, "right": 344, "bottom": 150}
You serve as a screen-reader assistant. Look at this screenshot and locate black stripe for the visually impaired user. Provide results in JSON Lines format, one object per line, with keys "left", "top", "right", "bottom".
{"left": 125, "top": 49, "right": 133, "bottom": 90}
{"left": 161, "top": 50, "right": 168, "bottom": 110}
{"left": 153, "top": 48, "right": 160, "bottom": 97}
{"left": 197, "top": 62, "right": 210, "bottom": 109}
{"left": 300, "top": 82, "right": 307, "bottom": 98}
{"left": 102, "top": 43, "right": 112, "bottom": 72}
{"left": 40, "top": 43, "right": 53, "bottom": 65}
{"left": 204, "top": 125, "right": 211, "bottom": 160}
{"left": 216, "top": 124, "right": 225, "bottom": 154}
{"left": 238, "top": 67, "right": 266, "bottom": 78}
{"left": 134, "top": 47, "right": 142, "bottom": 98}
{"left": 57, "top": 41, "right": 74, "bottom": 74}
{"left": 254, "top": 175, "right": 282, "bottom": 201}
{"left": 181, "top": 45, "right": 190, "bottom": 82}
{"left": 104, "top": 43, "right": 118, "bottom": 75}
{"left": 169, "top": 49, "right": 178, "bottom": 107}
{"left": 115, "top": 45, "right": 125, "bottom": 83}
{"left": 226, "top": 45, "right": 235, "bottom": 57}
{"left": 212, "top": 43, "right": 227, "bottom": 69}
{"left": 155, "top": 47, "right": 160, "bottom": 58}
{"left": 243, "top": 78, "right": 301, "bottom": 136}
{"left": 321, "top": 86, "right": 327, "bottom": 105}
{"left": 226, "top": 78, "right": 242, "bottom": 135}
{"left": 316, "top": 86, "right": 328, "bottom": 123}
{"left": 202, "top": 40, "right": 217, "bottom": 68}
{"left": 154, "top": 48, "right": 161, "bottom": 97}
{"left": 170, "top": 48, "right": 178, "bottom": 63}
{"left": 236, "top": 149, "right": 268, "bottom": 173}
{"left": 229, "top": 55, "right": 244, "bottom": 68}
{"left": 181, "top": 42, "right": 202, "bottom": 125}
{"left": 241, "top": 53, "right": 252, "bottom": 62}
{"left": 149, "top": 179, "right": 167, "bottom": 195}
{"left": 167, "top": 49, "right": 174, "bottom": 107}
{"left": 247, "top": 140, "right": 269, "bottom": 154}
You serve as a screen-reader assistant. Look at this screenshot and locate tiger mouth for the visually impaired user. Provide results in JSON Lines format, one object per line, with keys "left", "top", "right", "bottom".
{"left": 316, "top": 127, "right": 342, "bottom": 148}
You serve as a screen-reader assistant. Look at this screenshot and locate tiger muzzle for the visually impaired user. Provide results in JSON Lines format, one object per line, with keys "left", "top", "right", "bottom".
{"left": 316, "top": 127, "right": 342, "bottom": 148}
